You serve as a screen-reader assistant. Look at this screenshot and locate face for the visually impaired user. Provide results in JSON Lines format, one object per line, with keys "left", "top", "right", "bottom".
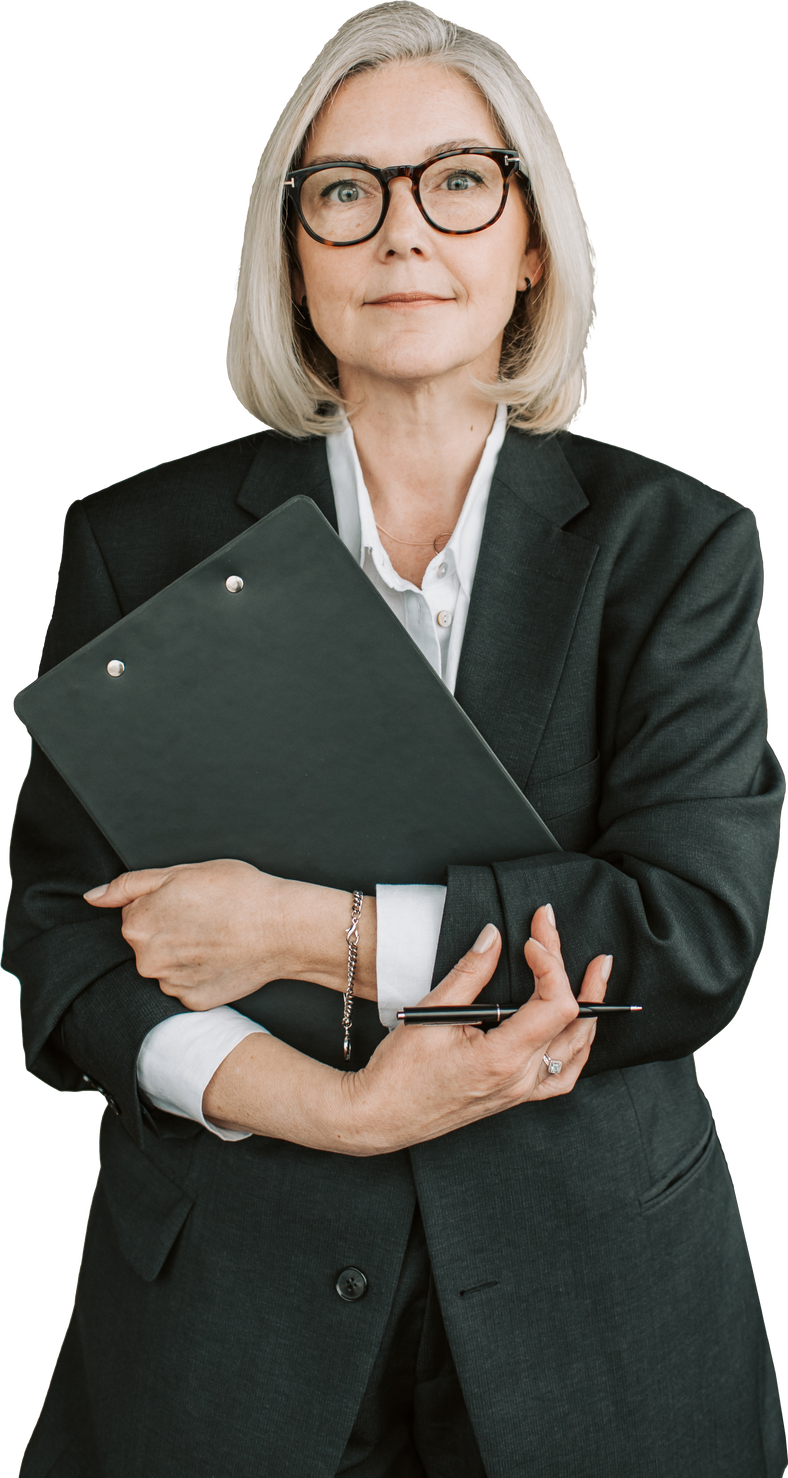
{"left": 292, "top": 61, "right": 541, "bottom": 395}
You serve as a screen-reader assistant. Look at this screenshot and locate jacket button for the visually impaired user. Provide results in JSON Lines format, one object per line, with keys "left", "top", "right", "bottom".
{"left": 335, "top": 1268, "right": 367, "bottom": 1302}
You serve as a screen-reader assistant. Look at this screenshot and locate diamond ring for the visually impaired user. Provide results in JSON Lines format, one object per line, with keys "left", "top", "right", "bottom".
{"left": 542, "top": 1054, "right": 563, "bottom": 1075}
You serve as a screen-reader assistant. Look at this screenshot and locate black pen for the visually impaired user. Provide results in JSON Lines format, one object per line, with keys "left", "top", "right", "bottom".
{"left": 396, "top": 1003, "right": 642, "bottom": 1025}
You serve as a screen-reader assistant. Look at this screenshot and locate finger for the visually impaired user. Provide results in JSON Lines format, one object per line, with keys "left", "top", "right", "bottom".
{"left": 495, "top": 924, "right": 577, "bottom": 1055}
{"left": 523, "top": 905, "right": 567, "bottom": 1004}
{"left": 84, "top": 868, "right": 175, "bottom": 908}
{"left": 422, "top": 924, "right": 502, "bottom": 1007}
{"left": 528, "top": 903, "right": 564, "bottom": 965}
{"left": 541, "top": 999, "right": 598, "bottom": 1065}
{"left": 522, "top": 951, "right": 610, "bottom": 1060}
{"left": 535, "top": 957, "right": 612, "bottom": 1089}
{"left": 534, "top": 1019, "right": 595, "bottom": 1098}
{"left": 523, "top": 934, "right": 575, "bottom": 1004}
{"left": 577, "top": 953, "right": 613, "bottom": 1004}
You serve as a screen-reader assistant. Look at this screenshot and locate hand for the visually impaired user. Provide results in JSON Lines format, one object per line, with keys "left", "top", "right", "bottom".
{"left": 85, "top": 860, "right": 292, "bottom": 1007}
{"left": 83, "top": 860, "right": 377, "bottom": 1008}
{"left": 340, "top": 904, "right": 611, "bottom": 1153}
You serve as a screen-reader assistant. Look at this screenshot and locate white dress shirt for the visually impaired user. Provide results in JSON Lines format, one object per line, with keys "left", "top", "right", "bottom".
{"left": 136, "top": 405, "right": 507, "bottom": 1139}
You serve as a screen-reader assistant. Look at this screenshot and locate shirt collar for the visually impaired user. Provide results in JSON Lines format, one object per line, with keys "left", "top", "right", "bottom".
{"left": 326, "top": 403, "right": 507, "bottom": 597}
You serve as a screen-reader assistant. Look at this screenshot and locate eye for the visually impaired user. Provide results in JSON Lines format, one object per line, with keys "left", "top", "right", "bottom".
{"left": 443, "top": 170, "right": 484, "bottom": 192}
{"left": 321, "top": 179, "right": 370, "bottom": 204}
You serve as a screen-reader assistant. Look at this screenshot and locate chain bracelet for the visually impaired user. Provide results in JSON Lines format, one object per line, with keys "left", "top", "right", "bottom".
{"left": 342, "top": 891, "right": 364, "bottom": 1063}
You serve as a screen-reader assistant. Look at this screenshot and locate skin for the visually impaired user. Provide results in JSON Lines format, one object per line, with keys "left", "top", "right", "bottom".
{"left": 293, "top": 60, "right": 543, "bottom": 588}
{"left": 86, "top": 61, "right": 609, "bottom": 1149}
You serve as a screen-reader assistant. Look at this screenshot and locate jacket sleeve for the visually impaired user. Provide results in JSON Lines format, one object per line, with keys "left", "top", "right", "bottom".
{"left": 2, "top": 502, "right": 191, "bottom": 1147}
{"left": 433, "top": 506, "right": 785, "bottom": 1074}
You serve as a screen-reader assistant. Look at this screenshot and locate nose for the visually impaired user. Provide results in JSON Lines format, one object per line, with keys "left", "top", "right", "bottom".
{"left": 377, "top": 177, "right": 432, "bottom": 256}
{"left": 388, "top": 176, "right": 415, "bottom": 202}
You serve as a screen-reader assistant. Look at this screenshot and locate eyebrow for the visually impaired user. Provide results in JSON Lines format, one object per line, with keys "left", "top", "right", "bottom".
{"left": 302, "top": 139, "right": 503, "bottom": 167}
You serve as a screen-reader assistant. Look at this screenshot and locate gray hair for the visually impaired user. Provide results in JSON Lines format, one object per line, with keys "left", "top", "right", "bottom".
{"left": 227, "top": 1, "right": 594, "bottom": 436}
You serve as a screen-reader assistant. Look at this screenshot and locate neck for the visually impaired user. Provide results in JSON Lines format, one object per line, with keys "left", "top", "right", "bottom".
{"left": 339, "top": 368, "right": 499, "bottom": 560}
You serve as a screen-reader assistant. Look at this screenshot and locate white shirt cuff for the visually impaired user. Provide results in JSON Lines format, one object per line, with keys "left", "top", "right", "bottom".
{"left": 136, "top": 1006, "right": 269, "bottom": 1142}
{"left": 375, "top": 884, "right": 447, "bottom": 1029}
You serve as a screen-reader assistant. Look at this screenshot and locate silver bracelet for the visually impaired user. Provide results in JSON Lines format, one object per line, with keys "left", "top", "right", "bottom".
{"left": 342, "top": 891, "right": 363, "bottom": 1063}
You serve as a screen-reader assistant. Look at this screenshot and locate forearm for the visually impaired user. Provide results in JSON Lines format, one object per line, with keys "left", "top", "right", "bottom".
{"left": 202, "top": 1031, "right": 356, "bottom": 1150}
{"left": 436, "top": 782, "right": 782, "bottom": 1074}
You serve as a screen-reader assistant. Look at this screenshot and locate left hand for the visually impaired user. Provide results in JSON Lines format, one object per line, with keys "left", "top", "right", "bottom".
{"left": 84, "top": 860, "right": 376, "bottom": 1009}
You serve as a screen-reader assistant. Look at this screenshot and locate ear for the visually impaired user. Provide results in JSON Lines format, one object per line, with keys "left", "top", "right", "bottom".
{"left": 518, "top": 241, "right": 544, "bottom": 293}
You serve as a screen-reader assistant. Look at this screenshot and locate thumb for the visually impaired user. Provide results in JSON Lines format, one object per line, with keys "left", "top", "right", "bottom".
{"left": 424, "top": 923, "right": 501, "bottom": 1007}
{"left": 83, "top": 868, "right": 173, "bottom": 908}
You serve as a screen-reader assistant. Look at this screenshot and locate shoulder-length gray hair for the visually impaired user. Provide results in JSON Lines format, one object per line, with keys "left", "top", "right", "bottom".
{"left": 227, "top": 1, "right": 594, "bottom": 437}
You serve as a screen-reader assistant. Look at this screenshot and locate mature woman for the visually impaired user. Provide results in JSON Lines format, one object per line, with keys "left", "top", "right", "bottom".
{"left": 5, "top": 4, "right": 785, "bottom": 1475}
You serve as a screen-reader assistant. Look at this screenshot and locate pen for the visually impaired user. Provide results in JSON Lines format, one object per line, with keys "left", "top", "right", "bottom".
{"left": 396, "top": 1003, "right": 643, "bottom": 1025}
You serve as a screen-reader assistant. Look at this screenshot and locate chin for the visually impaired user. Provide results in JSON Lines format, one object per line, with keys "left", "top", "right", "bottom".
{"left": 360, "top": 340, "right": 480, "bottom": 384}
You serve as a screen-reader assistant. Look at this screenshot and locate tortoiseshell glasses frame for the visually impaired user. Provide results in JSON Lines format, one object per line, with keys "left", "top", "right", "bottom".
{"left": 283, "top": 148, "right": 529, "bottom": 246}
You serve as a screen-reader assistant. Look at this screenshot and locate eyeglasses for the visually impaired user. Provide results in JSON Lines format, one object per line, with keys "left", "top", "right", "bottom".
{"left": 284, "top": 148, "right": 527, "bottom": 246}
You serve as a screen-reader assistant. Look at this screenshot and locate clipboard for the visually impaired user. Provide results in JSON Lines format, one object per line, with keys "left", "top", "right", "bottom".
{"left": 15, "top": 496, "right": 559, "bottom": 1067}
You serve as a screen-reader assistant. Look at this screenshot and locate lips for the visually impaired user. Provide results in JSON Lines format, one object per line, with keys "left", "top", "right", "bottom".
{"left": 366, "top": 292, "right": 453, "bottom": 305}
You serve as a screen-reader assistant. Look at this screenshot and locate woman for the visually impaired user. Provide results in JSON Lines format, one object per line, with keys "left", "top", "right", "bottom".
{"left": 4, "top": 3, "right": 785, "bottom": 1475}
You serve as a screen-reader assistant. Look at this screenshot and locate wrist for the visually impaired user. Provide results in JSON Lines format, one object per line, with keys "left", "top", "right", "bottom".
{"left": 279, "top": 880, "right": 377, "bottom": 999}
{"left": 203, "top": 1030, "right": 380, "bottom": 1155}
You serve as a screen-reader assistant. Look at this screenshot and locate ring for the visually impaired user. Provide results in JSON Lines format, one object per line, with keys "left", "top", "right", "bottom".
{"left": 543, "top": 1054, "right": 563, "bottom": 1075}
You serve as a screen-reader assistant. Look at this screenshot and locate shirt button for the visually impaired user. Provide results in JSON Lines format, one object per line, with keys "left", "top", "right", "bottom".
{"left": 436, "top": 610, "right": 453, "bottom": 628}
{"left": 437, "top": 562, "right": 448, "bottom": 579}
{"left": 336, "top": 1268, "right": 368, "bottom": 1302}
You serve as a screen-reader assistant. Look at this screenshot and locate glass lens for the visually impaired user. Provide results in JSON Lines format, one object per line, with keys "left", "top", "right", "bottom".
{"left": 299, "top": 166, "right": 384, "bottom": 243}
{"left": 419, "top": 153, "right": 504, "bottom": 232}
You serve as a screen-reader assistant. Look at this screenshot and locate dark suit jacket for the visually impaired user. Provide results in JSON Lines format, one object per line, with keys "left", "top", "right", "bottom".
{"left": 4, "top": 427, "right": 786, "bottom": 1478}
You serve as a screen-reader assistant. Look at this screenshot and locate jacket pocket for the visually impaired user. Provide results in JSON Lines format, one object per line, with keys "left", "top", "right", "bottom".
{"left": 526, "top": 752, "right": 601, "bottom": 822}
{"left": 98, "top": 1108, "right": 194, "bottom": 1281}
{"left": 639, "top": 1118, "right": 717, "bottom": 1214}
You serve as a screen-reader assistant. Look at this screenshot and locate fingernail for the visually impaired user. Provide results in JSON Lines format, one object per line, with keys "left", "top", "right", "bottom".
{"left": 544, "top": 903, "right": 555, "bottom": 926}
{"left": 601, "top": 954, "right": 613, "bottom": 981}
{"left": 472, "top": 923, "right": 498, "bottom": 953}
{"left": 84, "top": 883, "right": 109, "bottom": 901}
{"left": 528, "top": 935, "right": 548, "bottom": 952}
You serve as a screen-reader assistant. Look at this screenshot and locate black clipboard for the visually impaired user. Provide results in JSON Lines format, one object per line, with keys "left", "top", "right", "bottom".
{"left": 15, "top": 496, "right": 559, "bottom": 1067}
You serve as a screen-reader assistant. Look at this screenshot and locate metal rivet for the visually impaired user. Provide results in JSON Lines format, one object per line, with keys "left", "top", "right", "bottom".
{"left": 225, "top": 575, "right": 244, "bottom": 593}
{"left": 106, "top": 659, "right": 125, "bottom": 677}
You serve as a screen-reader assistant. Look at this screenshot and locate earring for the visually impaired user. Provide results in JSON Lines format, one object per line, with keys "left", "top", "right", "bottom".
{"left": 523, "top": 277, "right": 532, "bottom": 298}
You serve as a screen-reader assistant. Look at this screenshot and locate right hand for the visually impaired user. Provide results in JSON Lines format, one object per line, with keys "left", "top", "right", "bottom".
{"left": 339, "top": 904, "right": 610, "bottom": 1154}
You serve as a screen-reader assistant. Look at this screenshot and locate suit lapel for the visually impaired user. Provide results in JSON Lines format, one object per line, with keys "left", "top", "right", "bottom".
{"left": 456, "top": 431, "right": 599, "bottom": 789}
{"left": 236, "top": 427, "right": 597, "bottom": 792}
{"left": 236, "top": 432, "right": 337, "bottom": 529}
